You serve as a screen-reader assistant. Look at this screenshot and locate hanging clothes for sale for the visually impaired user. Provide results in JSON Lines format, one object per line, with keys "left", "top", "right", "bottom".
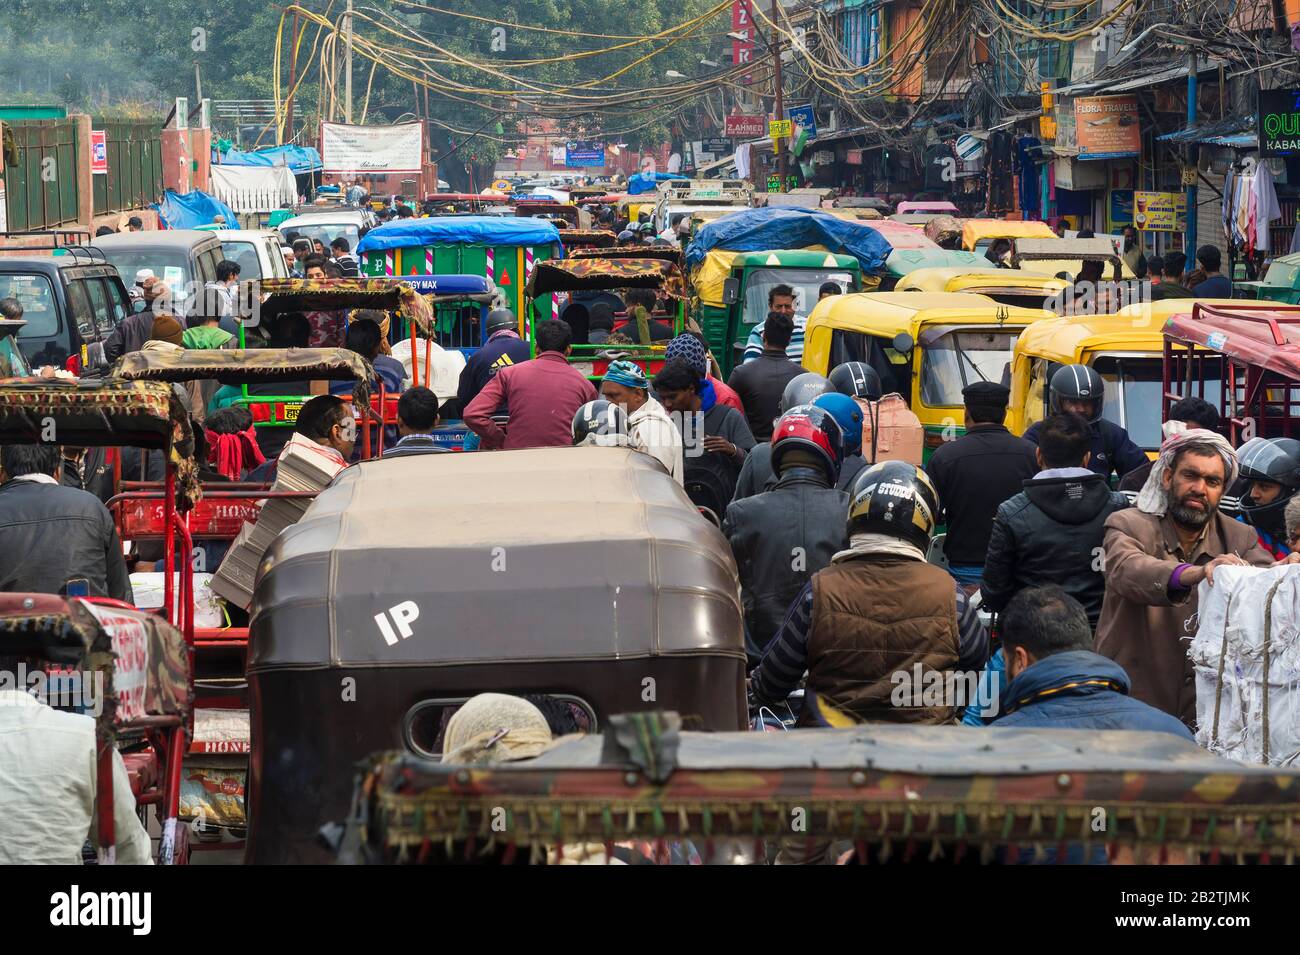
{"left": 987, "top": 131, "right": 1014, "bottom": 213}
{"left": 1221, "top": 166, "right": 1235, "bottom": 244}
{"left": 1016, "top": 137, "right": 1042, "bottom": 217}
{"left": 735, "top": 143, "right": 752, "bottom": 180}
{"left": 1253, "top": 160, "right": 1282, "bottom": 253}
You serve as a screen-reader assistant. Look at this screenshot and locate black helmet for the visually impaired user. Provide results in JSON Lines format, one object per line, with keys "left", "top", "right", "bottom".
{"left": 846, "top": 461, "right": 940, "bottom": 551}
{"left": 829, "top": 361, "right": 883, "bottom": 401}
{"left": 572, "top": 400, "right": 629, "bottom": 447}
{"left": 770, "top": 405, "right": 844, "bottom": 484}
{"left": 1237, "top": 437, "right": 1300, "bottom": 531}
{"left": 485, "top": 308, "right": 517, "bottom": 336}
{"left": 1048, "top": 363, "right": 1106, "bottom": 423}
{"left": 780, "top": 372, "right": 834, "bottom": 414}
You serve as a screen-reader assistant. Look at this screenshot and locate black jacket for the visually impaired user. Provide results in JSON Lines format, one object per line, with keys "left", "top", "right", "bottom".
{"left": 981, "top": 472, "right": 1129, "bottom": 626}
{"left": 732, "top": 442, "right": 868, "bottom": 501}
{"left": 1022, "top": 416, "right": 1147, "bottom": 481}
{"left": 456, "top": 331, "right": 532, "bottom": 413}
{"left": 723, "top": 467, "right": 849, "bottom": 662}
{"left": 0, "top": 479, "right": 133, "bottom": 602}
{"left": 726, "top": 350, "right": 804, "bottom": 442}
{"left": 926, "top": 424, "right": 1038, "bottom": 566}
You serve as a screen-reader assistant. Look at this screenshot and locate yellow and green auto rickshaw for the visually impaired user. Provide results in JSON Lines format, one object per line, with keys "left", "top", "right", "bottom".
{"left": 895, "top": 266, "right": 1069, "bottom": 310}
{"left": 801, "top": 292, "right": 1053, "bottom": 458}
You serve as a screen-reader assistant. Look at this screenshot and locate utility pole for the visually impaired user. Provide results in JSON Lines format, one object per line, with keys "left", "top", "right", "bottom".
{"left": 284, "top": 10, "right": 300, "bottom": 143}
{"left": 194, "top": 62, "right": 203, "bottom": 109}
{"left": 345, "top": 0, "right": 354, "bottom": 124}
{"left": 772, "top": 0, "right": 785, "bottom": 191}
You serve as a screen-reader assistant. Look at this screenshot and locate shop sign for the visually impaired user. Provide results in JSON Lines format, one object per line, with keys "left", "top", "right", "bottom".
{"left": 1258, "top": 88, "right": 1300, "bottom": 157}
{"left": 1074, "top": 95, "right": 1141, "bottom": 159}
{"left": 1134, "top": 191, "right": 1187, "bottom": 231}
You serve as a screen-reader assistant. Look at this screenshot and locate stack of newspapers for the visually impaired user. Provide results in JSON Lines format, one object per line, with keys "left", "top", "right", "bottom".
{"left": 210, "top": 435, "right": 345, "bottom": 610}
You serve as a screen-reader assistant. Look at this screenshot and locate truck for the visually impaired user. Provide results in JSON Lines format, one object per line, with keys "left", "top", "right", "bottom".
{"left": 652, "top": 178, "right": 754, "bottom": 236}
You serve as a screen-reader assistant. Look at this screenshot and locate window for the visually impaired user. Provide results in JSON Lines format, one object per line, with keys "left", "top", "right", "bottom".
{"left": 65, "top": 279, "right": 95, "bottom": 340}
{"left": 220, "top": 240, "right": 263, "bottom": 279}
{"left": 1094, "top": 356, "right": 1224, "bottom": 452}
{"left": 287, "top": 223, "right": 361, "bottom": 250}
{"left": 919, "top": 328, "right": 1020, "bottom": 407}
{"left": 828, "top": 328, "right": 912, "bottom": 400}
{"left": 99, "top": 249, "right": 192, "bottom": 304}
{"left": 78, "top": 278, "right": 115, "bottom": 340}
{"left": 101, "top": 277, "right": 131, "bottom": 328}
{"left": 0, "top": 273, "right": 60, "bottom": 338}
{"left": 402, "top": 695, "right": 597, "bottom": 759}
{"left": 741, "top": 268, "right": 855, "bottom": 327}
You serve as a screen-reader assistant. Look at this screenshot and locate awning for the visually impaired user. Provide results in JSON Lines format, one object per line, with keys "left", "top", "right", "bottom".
{"left": 695, "top": 152, "right": 736, "bottom": 174}
{"left": 989, "top": 110, "right": 1041, "bottom": 131}
{"left": 1157, "top": 118, "right": 1256, "bottom": 148}
{"left": 1094, "top": 58, "right": 1223, "bottom": 93}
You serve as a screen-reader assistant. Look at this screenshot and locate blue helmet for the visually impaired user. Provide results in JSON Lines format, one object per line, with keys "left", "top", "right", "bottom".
{"left": 812, "top": 392, "right": 864, "bottom": 455}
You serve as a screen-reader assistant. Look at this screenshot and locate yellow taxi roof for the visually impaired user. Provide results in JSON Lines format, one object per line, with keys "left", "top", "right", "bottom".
{"left": 1111, "top": 297, "right": 1237, "bottom": 328}
{"left": 1013, "top": 298, "right": 1242, "bottom": 364}
{"left": 961, "top": 219, "right": 1057, "bottom": 247}
{"left": 807, "top": 291, "right": 1051, "bottom": 336}
{"left": 897, "top": 266, "right": 1068, "bottom": 293}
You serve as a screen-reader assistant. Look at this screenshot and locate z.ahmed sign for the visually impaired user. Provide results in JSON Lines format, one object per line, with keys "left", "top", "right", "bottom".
{"left": 321, "top": 122, "right": 423, "bottom": 175}
{"left": 1258, "top": 88, "right": 1300, "bottom": 157}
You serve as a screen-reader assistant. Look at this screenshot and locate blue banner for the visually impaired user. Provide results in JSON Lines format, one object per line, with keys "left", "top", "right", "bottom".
{"left": 565, "top": 141, "right": 606, "bottom": 167}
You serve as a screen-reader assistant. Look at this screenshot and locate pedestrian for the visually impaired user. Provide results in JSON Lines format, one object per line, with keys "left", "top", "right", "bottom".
{"left": 1023, "top": 364, "right": 1147, "bottom": 481}
{"left": 291, "top": 239, "right": 313, "bottom": 277}
{"left": 280, "top": 245, "right": 296, "bottom": 276}
{"left": 332, "top": 318, "right": 405, "bottom": 395}
{"left": 749, "top": 461, "right": 988, "bottom": 725}
{"left": 724, "top": 405, "right": 848, "bottom": 664}
{"left": 741, "top": 285, "right": 805, "bottom": 362}
{"left": 1149, "top": 251, "right": 1194, "bottom": 299}
{"left": 988, "top": 586, "right": 1192, "bottom": 738}
{"left": 1191, "top": 245, "right": 1232, "bottom": 297}
{"left": 664, "top": 332, "right": 743, "bottom": 413}
{"left": 0, "top": 444, "right": 132, "bottom": 602}
{"left": 985, "top": 237, "right": 1013, "bottom": 268}
{"left": 1284, "top": 496, "right": 1300, "bottom": 565}
{"left": 1120, "top": 225, "right": 1146, "bottom": 276}
{"left": 385, "top": 387, "right": 449, "bottom": 457}
{"left": 600, "top": 359, "right": 683, "bottom": 483}
{"left": 456, "top": 307, "right": 531, "bottom": 417}
{"left": 331, "top": 237, "right": 360, "bottom": 277}
{"left": 731, "top": 373, "right": 833, "bottom": 499}
{"left": 653, "top": 358, "right": 753, "bottom": 510}
{"left": 204, "top": 260, "right": 242, "bottom": 335}
{"left": 463, "top": 318, "right": 598, "bottom": 451}
{"left": 243, "top": 394, "right": 356, "bottom": 484}
{"left": 981, "top": 412, "right": 1129, "bottom": 628}
{"left": 1235, "top": 437, "right": 1300, "bottom": 558}
{"left": 624, "top": 288, "right": 673, "bottom": 343}
{"left": 1094, "top": 430, "right": 1272, "bottom": 723}
{"left": 103, "top": 274, "right": 169, "bottom": 362}
{"left": 124, "top": 215, "right": 143, "bottom": 232}
{"left": 726, "top": 311, "right": 803, "bottom": 442}
{"left": 571, "top": 399, "right": 629, "bottom": 448}
{"left": 1119, "top": 396, "right": 1219, "bottom": 492}
{"left": 925, "top": 381, "right": 1037, "bottom": 587}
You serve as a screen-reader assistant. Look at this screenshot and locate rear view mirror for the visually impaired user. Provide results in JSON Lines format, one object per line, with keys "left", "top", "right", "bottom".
{"left": 722, "top": 278, "right": 740, "bottom": 305}
{"left": 892, "top": 332, "right": 914, "bottom": 354}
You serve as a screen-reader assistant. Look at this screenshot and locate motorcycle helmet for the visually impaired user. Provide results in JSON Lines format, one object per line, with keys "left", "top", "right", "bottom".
{"left": 828, "top": 361, "right": 883, "bottom": 402}
{"left": 846, "top": 461, "right": 940, "bottom": 551}
{"left": 485, "top": 307, "right": 518, "bottom": 336}
{"left": 1048, "top": 363, "right": 1106, "bottom": 423}
{"left": 572, "top": 400, "right": 629, "bottom": 448}
{"left": 812, "top": 392, "right": 864, "bottom": 456}
{"left": 1236, "top": 436, "right": 1300, "bottom": 532}
{"left": 770, "top": 405, "right": 844, "bottom": 484}
{"left": 780, "top": 372, "right": 834, "bottom": 414}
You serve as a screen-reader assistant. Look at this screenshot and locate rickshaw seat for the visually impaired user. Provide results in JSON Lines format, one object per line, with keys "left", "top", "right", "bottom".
{"left": 122, "top": 751, "right": 160, "bottom": 798}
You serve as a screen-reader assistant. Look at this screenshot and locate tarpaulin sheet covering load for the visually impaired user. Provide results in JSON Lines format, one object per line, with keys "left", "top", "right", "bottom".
{"left": 356, "top": 216, "right": 563, "bottom": 255}
{"left": 626, "top": 172, "right": 689, "bottom": 195}
{"left": 685, "top": 207, "right": 893, "bottom": 275}
{"left": 219, "top": 144, "right": 322, "bottom": 173}
{"left": 1191, "top": 565, "right": 1300, "bottom": 766}
{"left": 151, "top": 189, "right": 240, "bottom": 231}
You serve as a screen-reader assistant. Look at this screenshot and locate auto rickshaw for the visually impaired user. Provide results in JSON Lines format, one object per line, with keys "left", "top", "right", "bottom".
{"left": 1251, "top": 251, "right": 1300, "bottom": 304}
{"left": 524, "top": 253, "right": 689, "bottom": 381}
{"left": 1010, "top": 236, "right": 1135, "bottom": 281}
{"left": 881, "top": 249, "right": 990, "bottom": 291}
{"left": 559, "top": 229, "right": 619, "bottom": 252}
{"left": 896, "top": 266, "right": 1068, "bottom": 310}
{"left": 858, "top": 218, "right": 937, "bottom": 252}
{"left": 895, "top": 200, "right": 960, "bottom": 217}
{"left": 245, "top": 446, "right": 747, "bottom": 862}
{"left": 801, "top": 292, "right": 1053, "bottom": 458}
{"left": 1007, "top": 304, "right": 1231, "bottom": 452}
{"left": 960, "top": 218, "right": 1057, "bottom": 254}
{"left": 514, "top": 199, "right": 592, "bottom": 230}
{"left": 1163, "top": 302, "right": 1300, "bottom": 442}
{"left": 343, "top": 722, "right": 1300, "bottom": 864}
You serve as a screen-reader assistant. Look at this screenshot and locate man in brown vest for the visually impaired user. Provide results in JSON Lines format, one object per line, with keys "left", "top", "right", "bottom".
{"left": 749, "top": 461, "right": 988, "bottom": 725}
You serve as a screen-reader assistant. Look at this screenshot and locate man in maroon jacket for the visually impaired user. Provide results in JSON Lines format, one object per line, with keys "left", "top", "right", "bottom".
{"left": 463, "top": 318, "right": 598, "bottom": 450}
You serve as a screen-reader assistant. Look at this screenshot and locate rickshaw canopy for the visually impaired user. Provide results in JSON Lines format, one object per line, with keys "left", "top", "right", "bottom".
{"left": 245, "top": 277, "right": 437, "bottom": 334}
{"left": 896, "top": 266, "right": 1068, "bottom": 297}
{"left": 354, "top": 216, "right": 563, "bottom": 255}
{"left": 559, "top": 229, "right": 619, "bottom": 248}
{"left": 684, "top": 207, "right": 893, "bottom": 275}
{"left": 1010, "top": 237, "right": 1134, "bottom": 279}
{"left": 857, "top": 218, "right": 937, "bottom": 251}
{"left": 805, "top": 292, "right": 1049, "bottom": 342}
{"left": 525, "top": 257, "right": 688, "bottom": 299}
{"left": 0, "top": 378, "right": 181, "bottom": 449}
{"left": 961, "top": 218, "right": 1056, "bottom": 250}
{"left": 896, "top": 200, "right": 959, "bottom": 214}
{"left": 569, "top": 245, "right": 683, "bottom": 267}
{"left": 884, "top": 248, "right": 989, "bottom": 279}
{"left": 1015, "top": 312, "right": 1168, "bottom": 366}
{"left": 825, "top": 208, "right": 884, "bottom": 221}
{"left": 831, "top": 196, "right": 890, "bottom": 210}
{"left": 113, "top": 347, "right": 375, "bottom": 388}
{"left": 1164, "top": 302, "right": 1300, "bottom": 381}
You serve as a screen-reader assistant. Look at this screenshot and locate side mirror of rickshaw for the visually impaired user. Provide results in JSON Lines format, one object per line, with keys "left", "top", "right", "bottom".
{"left": 892, "top": 331, "right": 914, "bottom": 355}
{"left": 722, "top": 277, "right": 740, "bottom": 305}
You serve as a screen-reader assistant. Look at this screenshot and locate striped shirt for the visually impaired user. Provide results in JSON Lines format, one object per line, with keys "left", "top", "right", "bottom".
{"left": 750, "top": 577, "right": 989, "bottom": 706}
{"left": 741, "top": 314, "right": 807, "bottom": 364}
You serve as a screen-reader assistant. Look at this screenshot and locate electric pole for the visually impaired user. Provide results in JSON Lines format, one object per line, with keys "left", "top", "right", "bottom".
{"left": 771, "top": 0, "right": 785, "bottom": 191}
{"left": 284, "top": 10, "right": 300, "bottom": 143}
{"left": 345, "top": 0, "right": 354, "bottom": 123}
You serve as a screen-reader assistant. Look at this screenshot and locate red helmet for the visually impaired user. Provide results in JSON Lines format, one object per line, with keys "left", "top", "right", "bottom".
{"left": 770, "top": 405, "right": 844, "bottom": 483}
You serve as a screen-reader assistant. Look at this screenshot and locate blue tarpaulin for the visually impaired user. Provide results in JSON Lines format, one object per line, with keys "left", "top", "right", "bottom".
{"left": 685, "top": 207, "right": 894, "bottom": 275}
{"left": 356, "top": 216, "right": 563, "bottom": 254}
{"left": 151, "top": 189, "right": 240, "bottom": 230}
{"left": 626, "top": 172, "right": 689, "bottom": 195}
{"left": 219, "top": 144, "right": 323, "bottom": 173}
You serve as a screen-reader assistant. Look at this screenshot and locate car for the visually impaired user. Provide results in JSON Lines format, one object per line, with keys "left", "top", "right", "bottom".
{"left": 217, "top": 229, "right": 291, "bottom": 281}
{"left": 91, "top": 230, "right": 226, "bottom": 320}
{"left": 0, "top": 244, "right": 132, "bottom": 372}
{"left": 275, "top": 208, "right": 378, "bottom": 255}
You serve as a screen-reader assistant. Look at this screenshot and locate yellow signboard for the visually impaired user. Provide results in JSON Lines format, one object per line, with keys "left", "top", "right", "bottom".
{"left": 1039, "top": 116, "right": 1057, "bottom": 140}
{"left": 1134, "top": 191, "right": 1187, "bottom": 232}
{"left": 769, "top": 119, "right": 793, "bottom": 139}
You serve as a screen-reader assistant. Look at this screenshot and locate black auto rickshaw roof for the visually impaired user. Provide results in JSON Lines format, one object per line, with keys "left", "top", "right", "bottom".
{"left": 0, "top": 378, "right": 181, "bottom": 449}
{"left": 113, "top": 347, "right": 374, "bottom": 387}
{"left": 248, "top": 447, "right": 743, "bottom": 673}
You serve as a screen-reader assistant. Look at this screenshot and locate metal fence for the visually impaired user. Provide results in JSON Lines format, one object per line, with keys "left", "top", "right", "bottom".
{"left": 2, "top": 118, "right": 80, "bottom": 231}
{"left": 91, "top": 119, "right": 163, "bottom": 216}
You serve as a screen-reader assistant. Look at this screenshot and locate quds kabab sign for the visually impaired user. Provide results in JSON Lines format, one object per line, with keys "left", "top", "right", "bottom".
{"left": 1258, "top": 88, "right": 1300, "bottom": 157}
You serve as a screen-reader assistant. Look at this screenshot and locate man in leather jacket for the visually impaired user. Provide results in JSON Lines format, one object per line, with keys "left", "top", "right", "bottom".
{"left": 982, "top": 413, "right": 1128, "bottom": 628}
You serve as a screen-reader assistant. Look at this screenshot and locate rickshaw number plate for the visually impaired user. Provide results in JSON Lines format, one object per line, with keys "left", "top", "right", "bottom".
{"left": 282, "top": 403, "right": 303, "bottom": 423}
